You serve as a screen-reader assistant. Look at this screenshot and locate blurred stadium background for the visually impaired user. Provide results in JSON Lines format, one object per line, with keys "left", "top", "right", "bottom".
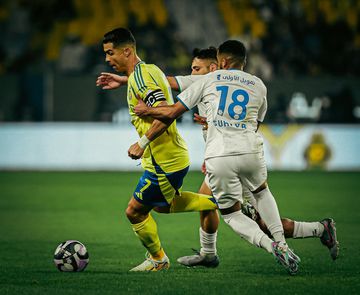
{"left": 0, "top": 0, "right": 359, "bottom": 171}
{"left": 1, "top": 1, "right": 360, "bottom": 294}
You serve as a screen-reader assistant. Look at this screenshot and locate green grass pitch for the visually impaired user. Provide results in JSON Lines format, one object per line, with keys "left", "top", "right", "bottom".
{"left": 1, "top": 171, "right": 359, "bottom": 294}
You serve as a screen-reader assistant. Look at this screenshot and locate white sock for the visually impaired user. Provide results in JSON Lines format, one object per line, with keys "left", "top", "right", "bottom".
{"left": 199, "top": 227, "right": 217, "bottom": 256}
{"left": 254, "top": 187, "right": 285, "bottom": 243}
{"left": 260, "top": 235, "right": 273, "bottom": 253}
{"left": 222, "top": 210, "right": 273, "bottom": 253}
{"left": 293, "top": 221, "right": 324, "bottom": 238}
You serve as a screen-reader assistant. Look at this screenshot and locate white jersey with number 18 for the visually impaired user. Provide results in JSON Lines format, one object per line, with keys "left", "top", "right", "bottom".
{"left": 176, "top": 69, "right": 267, "bottom": 159}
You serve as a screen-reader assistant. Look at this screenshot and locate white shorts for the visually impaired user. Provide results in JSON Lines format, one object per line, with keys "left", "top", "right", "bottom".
{"left": 204, "top": 173, "right": 258, "bottom": 209}
{"left": 205, "top": 153, "right": 267, "bottom": 209}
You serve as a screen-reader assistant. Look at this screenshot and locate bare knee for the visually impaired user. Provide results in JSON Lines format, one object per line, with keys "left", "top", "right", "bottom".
{"left": 125, "top": 198, "right": 150, "bottom": 224}
{"left": 125, "top": 205, "right": 139, "bottom": 223}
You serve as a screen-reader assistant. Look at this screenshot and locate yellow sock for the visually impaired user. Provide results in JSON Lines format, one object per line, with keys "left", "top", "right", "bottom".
{"left": 170, "top": 191, "right": 217, "bottom": 213}
{"left": 131, "top": 214, "right": 164, "bottom": 258}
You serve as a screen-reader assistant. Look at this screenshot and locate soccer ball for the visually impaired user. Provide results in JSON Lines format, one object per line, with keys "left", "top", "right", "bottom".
{"left": 53, "top": 240, "right": 89, "bottom": 272}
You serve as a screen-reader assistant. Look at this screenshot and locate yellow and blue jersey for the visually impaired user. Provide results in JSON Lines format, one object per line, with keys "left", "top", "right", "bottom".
{"left": 127, "top": 61, "right": 190, "bottom": 174}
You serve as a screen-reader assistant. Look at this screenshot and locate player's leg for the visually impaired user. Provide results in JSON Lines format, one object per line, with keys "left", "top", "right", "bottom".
{"left": 199, "top": 177, "right": 219, "bottom": 234}
{"left": 243, "top": 190, "right": 339, "bottom": 259}
{"left": 177, "top": 177, "right": 220, "bottom": 267}
{"left": 291, "top": 218, "right": 339, "bottom": 260}
{"left": 155, "top": 166, "right": 218, "bottom": 213}
{"left": 239, "top": 153, "right": 300, "bottom": 275}
{"left": 206, "top": 156, "right": 275, "bottom": 255}
{"left": 241, "top": 168, "right": 285, "bottom": 243}
{"left": 243, "top": 191, "right": 296, "bottom": 238}
{"left": 127, "top": 171, "right": 171, "bottom": 271}
{"left": 152, "top": 167, "right": 218, "bottom": 214}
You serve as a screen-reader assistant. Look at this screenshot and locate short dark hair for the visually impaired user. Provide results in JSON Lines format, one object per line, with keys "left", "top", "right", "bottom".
{"left": 218, "top": 40, "right": 246, "bottom": 65}
{"left": 192, "top": 46, "right": 217, "bottom": 61}
{"left": 103, "top": 28, "right": 136, "bottom": 48}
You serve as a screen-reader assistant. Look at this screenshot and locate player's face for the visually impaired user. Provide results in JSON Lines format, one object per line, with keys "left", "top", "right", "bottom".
{"left": 103, "top": 43, "right": 127, "bottom": 72}
{"left": 191, "top": 58, "right": 212, "bottom": 75}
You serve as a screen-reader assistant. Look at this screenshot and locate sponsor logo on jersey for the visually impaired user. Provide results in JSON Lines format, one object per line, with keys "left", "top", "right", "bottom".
{"left": 216, "top": 74, "right": 255, "bottom": 86}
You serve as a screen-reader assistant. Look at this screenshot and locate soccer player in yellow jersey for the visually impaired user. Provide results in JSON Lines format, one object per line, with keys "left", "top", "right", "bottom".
{"left": 101, "top": 28, "right": 217, "bottom": 271}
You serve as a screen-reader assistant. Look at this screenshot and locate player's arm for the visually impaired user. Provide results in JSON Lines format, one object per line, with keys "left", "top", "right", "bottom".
{"left": 135, "top": 76, "right": 206, "bottom": 121}
{"left": 128, "top": 104, "right": 170, "bottom": 160}
{"left": 96, "top": 73, "right": 203, "bottom": 92}
{"left": 128, "top": 89, "right": 174, "bottom": 160}
{"left": 130, "top": 77, "right": 205, "bottom": 159}
{"left": 167, "top": 75, "right": 204, "bottom": 92}
{"left": 257, "top": 83, "right": 268, "bottom": 132}
{"left": 128, "top": 101, "right": 186, "bottom": 159}
{"left": 134, "top": 99, "right": 188, "bottom": 122}
{"left": 96, "top": 72, "right": 128, "bottom": 89}
{"left": 166, "top": 76, "right": 180, "bottom": 91}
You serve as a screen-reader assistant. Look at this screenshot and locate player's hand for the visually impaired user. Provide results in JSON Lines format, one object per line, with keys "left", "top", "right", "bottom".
{"left": 96, "top": 72, "right": 128, "bottom": 89}
{"left": 194, "top": 113, "right": 208, "bottom": 130}
{"left": 134, "top": 95, "right": 149, "bottom": 117}
{"left": 128, "top": 142, "right": 144, "bottom": 160}
{"left": 201, "top": 161, "right": 207, "bottom": 175}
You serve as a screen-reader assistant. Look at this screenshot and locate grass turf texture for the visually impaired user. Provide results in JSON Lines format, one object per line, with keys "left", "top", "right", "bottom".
{"left": 0, "top": 171, "right": 359, "bottom": 295}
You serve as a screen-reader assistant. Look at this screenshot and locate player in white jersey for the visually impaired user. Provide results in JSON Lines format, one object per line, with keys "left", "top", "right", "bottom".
{"left": 172, "top": 48, "right": 339, "bottom": 267}
{"left": 134, "top": 40, "right": 301, "bottom": 274}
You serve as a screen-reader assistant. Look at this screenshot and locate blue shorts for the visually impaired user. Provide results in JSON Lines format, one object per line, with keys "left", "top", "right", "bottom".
{"left": 133, "top": 166, "right": 189, "bottom": 207}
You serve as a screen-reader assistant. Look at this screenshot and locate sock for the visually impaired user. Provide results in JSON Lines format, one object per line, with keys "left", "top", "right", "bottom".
{"left": 199, "top": 227, "right": 217, "bottom": 256}
{"left": 131, "top": 213, "right": 165, "bottom": 259}
{"left": 254, "top": 187, "right": 285, "bottom": 243}
{"left": 293, "top": 221, "right": 324, "bottom": 238}
{"left": 260, "top": 235, "right": 273, "bottom": 253}
{"left": 170, "top": 191, "right": 217, "bottom": 213}
{"left": 222, "top": 210, "right": 273, "bottom": 253}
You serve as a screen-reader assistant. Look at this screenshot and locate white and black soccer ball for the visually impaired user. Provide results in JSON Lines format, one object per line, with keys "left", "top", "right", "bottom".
{"left": 54, "top": 240, "right": 89, "bottom": 272}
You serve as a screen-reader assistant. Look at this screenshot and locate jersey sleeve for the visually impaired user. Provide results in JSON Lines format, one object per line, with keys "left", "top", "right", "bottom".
{"left": 175, "top": 75, "right": 205, "bottom": 92}
{"left": 176, "top": 77, "right": 207, "bottom": 110}
{"left": 134, "top": 65, "right": 166, "bottom": 108}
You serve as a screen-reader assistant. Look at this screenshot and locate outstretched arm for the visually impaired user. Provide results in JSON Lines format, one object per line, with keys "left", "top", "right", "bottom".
{"left": 167, "top": 75, "right": 204, "bottom": 92}
{"left": 134, "top": 98, "right": 188, "bottom": 122}
{"left": 96, "top": 72, "right": 128, "bottom": 89}
{"left": 166, "top": 76, "right": 180, "bottom": 91}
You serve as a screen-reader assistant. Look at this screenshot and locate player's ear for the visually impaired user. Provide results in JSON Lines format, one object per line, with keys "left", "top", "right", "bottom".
{"left": 124, "top": 47, "right": 131, "bottom": 58}
{"left": 209, "top": 63, "right": 217, "bottom": 72}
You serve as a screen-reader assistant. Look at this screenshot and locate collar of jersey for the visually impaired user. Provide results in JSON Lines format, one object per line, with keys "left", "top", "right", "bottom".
{"left": 135, "top": 61, "right": 145, "bottom": 69}
{"left": 228, "top": 68, "right": 241, "bottom": 71}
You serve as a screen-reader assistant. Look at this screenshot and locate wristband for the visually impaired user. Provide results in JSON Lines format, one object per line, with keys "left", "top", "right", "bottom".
{"left": 138, "top": 135, "right": 151, "bottom": 149}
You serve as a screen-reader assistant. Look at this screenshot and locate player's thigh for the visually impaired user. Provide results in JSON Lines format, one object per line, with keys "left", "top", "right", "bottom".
{"left": 205, "top": 156, "right": 243, "bottom": 209}
{"left": 199, "top": 174, "right": 212, "bottom": 196}
{"left": 133, "top": 167, "right": 189, "bottom": 208}
{"left": 238, "top": 152, "right": 267, "bottom": 192}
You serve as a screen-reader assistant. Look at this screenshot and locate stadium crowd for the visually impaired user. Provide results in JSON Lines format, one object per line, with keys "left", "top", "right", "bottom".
{"left": 0, "top": 0, "right": 359, "bottom": 123}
